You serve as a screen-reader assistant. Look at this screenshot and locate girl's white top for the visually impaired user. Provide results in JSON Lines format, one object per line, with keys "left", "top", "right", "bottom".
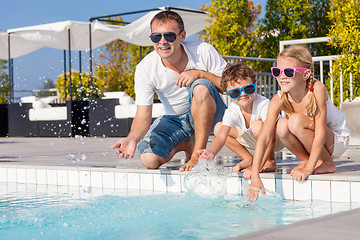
{"left": 277, "top": 90, "right": 350, "bottom": 137}
{"left": 326, "top": 98, "right": 351, "bottom": 137}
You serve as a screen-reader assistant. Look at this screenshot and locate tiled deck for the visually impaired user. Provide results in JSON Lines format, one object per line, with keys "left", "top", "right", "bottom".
{"left": 1, "top": 136, "right": 360, "bottom": 239}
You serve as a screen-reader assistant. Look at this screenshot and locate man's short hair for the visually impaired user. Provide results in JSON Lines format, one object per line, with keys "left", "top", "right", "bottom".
{"left": 150, "top": 10, "right": 184, "bottom": 32}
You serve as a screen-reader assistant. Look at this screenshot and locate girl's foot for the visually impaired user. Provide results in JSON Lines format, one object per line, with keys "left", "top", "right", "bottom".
{"left": 261, "top": 159, "right": 277, "bottom": 172}
{"left": 290, "top": 160, "right": 308, "bottom": 175}
{"left": 313, "top": 159, "right": 336, "bottom": 174}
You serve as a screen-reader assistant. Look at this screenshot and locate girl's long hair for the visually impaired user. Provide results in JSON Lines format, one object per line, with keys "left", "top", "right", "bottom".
{"left": 279, "top": 45, "right": 317, "bottom": 119}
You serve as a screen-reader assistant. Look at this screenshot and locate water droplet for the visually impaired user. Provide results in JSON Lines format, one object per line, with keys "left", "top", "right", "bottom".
{"left": 74, "top": 135, "right": 83, "bottom": 140}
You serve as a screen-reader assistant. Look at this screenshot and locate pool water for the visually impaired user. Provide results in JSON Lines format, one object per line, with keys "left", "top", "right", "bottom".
{"left": 0, "top": 183, "right": 357, "bottom": 240}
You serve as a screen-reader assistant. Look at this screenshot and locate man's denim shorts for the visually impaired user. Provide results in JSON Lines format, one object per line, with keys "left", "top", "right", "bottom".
{"left": 138, "top": 79, "right": 227, "bottom": 159}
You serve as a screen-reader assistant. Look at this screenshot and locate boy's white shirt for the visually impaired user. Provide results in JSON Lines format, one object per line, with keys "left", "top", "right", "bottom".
{"left": 222, "top": 93, "right": 270, "bottom": 137}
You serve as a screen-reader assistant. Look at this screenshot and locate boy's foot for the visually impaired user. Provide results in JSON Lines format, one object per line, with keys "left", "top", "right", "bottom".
{"left": 241, "top": 166, "right": 252, "bottom": 179}
{"left": 290, "top": 160, "right": 308, "bottom": 175}
{"left": 313, "top": 159, "right": 336, "bottom": 174}
{"left": 233, "top": 159, "right": 252, "bottom": 173}
{"left": 260, "top": 159, "right": 277, "bottom": 172}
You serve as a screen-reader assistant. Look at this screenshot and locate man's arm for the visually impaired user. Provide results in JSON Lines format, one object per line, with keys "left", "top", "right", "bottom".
{"left": 176, "top": 69, "right": 223, "bottom": 92}
{"left": 111, "top": 105, "right": 153, "bottom": 158}
{"left": 128, "top": 105, "right": 153, "bottom": 142}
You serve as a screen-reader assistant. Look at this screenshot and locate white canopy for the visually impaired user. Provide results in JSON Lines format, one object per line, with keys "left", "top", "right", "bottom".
{"left": 0, "top": 31, "right": 44, "bottom": 59}
{"left": 0, "top": 7, "right": 209, "bottom": 60}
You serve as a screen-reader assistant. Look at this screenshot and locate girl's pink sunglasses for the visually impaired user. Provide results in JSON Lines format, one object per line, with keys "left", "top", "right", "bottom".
{"left": 271, "top": 67, "right": 308, "bottom": 78}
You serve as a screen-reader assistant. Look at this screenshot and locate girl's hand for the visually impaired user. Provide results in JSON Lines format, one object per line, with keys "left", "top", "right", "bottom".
{"left": 197, "top": 149, "right": 215, "bottom": 161}
{"left": 246, "top": 177, "right": 266, "bottom": 202}
{"left": 291, "top": 167, "right": 313, "bottom": 181}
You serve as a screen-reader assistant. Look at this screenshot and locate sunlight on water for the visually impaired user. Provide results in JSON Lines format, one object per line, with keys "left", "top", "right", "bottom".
{"left": 0, "top": 183, "right": 358, "bottom": 240}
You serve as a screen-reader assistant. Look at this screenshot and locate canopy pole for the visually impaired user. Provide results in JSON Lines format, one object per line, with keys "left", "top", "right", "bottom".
{"left": 68, "top": 28, "right": 72, "bottom": 101}
{"left": 89, "top": 21, "right": 93, "bottom": 100}
{"left": 79, "top": 51, "right": 82, "bottom": 90}
{"left": 63, "top": 50, "right": 67, "bottom": 101}
{"left": 7, "top": 33, "right": 14, "bottom": 103}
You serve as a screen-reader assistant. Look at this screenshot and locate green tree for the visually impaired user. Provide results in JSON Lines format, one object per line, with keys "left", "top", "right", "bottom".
{"left": 201, "top": 0, "right": 261, "bottom": 57}
{"left": 0, "top": 59, "right": 9, "bottom": 103}
{"left": 55, "top": 70, "right": 104, "bottom": 101}
{"left": 257, "top": 0, "right": 334, "bottom": 59}
{"left": 95, "top": 42, "right": 152, "bottom": 99}
{"left": 95, "top": 16, "right": 153, "bottom": 99}
{"left": 38, "top": 78, "right": 56, "bottom": 97}
{"left": 327, "top": 0, "right": 360, "bottom": 106}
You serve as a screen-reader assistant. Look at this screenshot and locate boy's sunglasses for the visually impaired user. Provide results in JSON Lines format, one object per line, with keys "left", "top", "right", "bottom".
{"left": 225, "top": 84, "right": 256, "bottom": 99}
{"left": 271, "top": 67, "right": 308, "bottom": 78}
{"left": 149, "top": 31, "right": 183, "bottom": 43}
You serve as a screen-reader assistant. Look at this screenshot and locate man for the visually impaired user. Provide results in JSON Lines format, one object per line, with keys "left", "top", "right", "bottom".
{"left": 111, "top": 10, "right": 227, "bottom": 171}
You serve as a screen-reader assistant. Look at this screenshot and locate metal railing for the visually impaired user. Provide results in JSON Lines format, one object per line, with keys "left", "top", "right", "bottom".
{"left": 222, "top": 56, "right": 278, "bottom": 103}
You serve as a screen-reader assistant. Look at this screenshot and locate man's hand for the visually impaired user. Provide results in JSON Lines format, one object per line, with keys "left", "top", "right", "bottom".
{"left": 111, "top": 138, "right": 137, "bottom": 159}
{"left": 197, "top": 149, "right": 215, "bottom": 161}
{"left": 176, "top": 70, "right": 201, "bottom": 88}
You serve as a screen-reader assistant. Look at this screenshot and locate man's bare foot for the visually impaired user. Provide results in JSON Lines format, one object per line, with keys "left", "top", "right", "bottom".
{"left": 290, "top": 160, "right": 308, "bottom": 175}
{"left": 260, "top": 159, "right": 277, "bottom": 173}
{"left": 233, "top": 159, "right": 252, "bottom": 173}
{"left": 179, "top": 158, "right": 198, "bottom": 171}
{"left": 313, "top": 159, "right": 336, "bottom": 174}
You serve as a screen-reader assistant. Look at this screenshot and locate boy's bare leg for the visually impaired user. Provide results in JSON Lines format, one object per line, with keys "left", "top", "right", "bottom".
{"left": 219, "top": 126, "right": 253, "bottom": 172}
{"left": 180, "top": 85, "right": 216, "bottom": 171}
{"left": 261, "top": 152, "right": 277, "bottom": 172}
{"left": 230, "top": 141, "right": 253, "bottom": 172}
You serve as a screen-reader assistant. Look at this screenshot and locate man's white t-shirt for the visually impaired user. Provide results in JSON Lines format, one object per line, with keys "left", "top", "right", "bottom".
{"left": 134, "top": 41, "right": 227, "bottom": 115}
{"left": 222, "top": 94, "right": 270, "bottom": 137}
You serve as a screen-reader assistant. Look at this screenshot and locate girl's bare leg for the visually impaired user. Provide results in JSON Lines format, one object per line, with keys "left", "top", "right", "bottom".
{"left": 287, "top": 113, "right": 335, "bottom": 174}
{"left": 276, "top": 117, "right": 311, "bottom": 173}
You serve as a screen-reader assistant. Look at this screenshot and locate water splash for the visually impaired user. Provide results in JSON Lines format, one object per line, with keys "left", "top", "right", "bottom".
{"left": 241, "top": 178, "right": 282, "bottom": 201}
{"left": 184, "top": 159, "right": 230, "bottom": 199}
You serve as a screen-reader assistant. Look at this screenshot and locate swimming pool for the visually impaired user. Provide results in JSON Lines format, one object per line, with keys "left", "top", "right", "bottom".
{"left": 1, "top": 182, "right": 358, "bottom": 239}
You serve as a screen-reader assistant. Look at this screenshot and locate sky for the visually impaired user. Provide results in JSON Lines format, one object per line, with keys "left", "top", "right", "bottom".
{"left": 1, "top": 0, "right": 267, "bottom": 96}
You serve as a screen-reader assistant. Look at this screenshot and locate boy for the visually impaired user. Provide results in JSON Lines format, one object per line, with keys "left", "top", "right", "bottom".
{"left": 198, "top": 62, "right": 283, "bottom": 175}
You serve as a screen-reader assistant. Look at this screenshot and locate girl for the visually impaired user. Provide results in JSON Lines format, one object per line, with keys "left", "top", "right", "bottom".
{"left": 246, "top": 45, "right": 350, "bottom": 202}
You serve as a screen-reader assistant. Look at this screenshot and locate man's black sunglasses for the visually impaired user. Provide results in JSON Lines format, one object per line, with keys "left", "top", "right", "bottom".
{"left": 149, "top": 31, "right": 183, "bottom": 43}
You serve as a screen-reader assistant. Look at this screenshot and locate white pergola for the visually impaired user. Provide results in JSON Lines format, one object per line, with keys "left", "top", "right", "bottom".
{"left": 0, "top": 7, "right": 210, "bottom": 102}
